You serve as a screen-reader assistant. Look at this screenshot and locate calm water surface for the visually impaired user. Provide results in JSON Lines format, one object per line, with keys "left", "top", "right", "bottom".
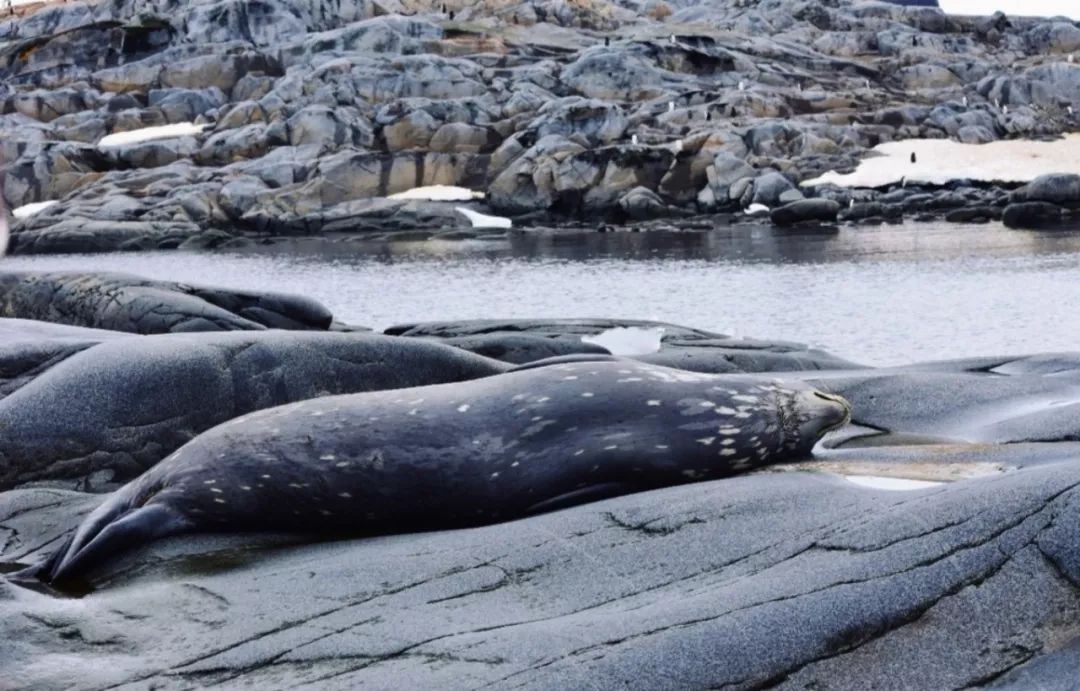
{"left": 4, "top": 221, "right": 1080, "bottom": 367}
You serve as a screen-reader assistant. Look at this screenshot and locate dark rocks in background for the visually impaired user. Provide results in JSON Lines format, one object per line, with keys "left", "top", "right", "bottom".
{"left": 1002, "top": 201, "right": 1068, "bottom": 229}
{"left": 770, "top": 198, "right": 840, "bottom": 226}
{"left": 2, "top": 0, "right": 1079, "bottom": 248}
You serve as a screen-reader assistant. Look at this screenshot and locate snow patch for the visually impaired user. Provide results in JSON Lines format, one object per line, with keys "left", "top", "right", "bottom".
{"left": 802, "top": 134, "right": 1080, "bottom": 189}
{"left": 389, "top": 185, "right": 485, "bottom": 201}
{"left": 455, "top": 207, "right": 512, "bottom": 229}
{"left": 98, "top": 122, "right": 207, "bottom": 148}
{"left": 582, "top": 327, "right": 665, "bottom": 355}
{"left": 843, "top": 475, "right": 943, "bottom": 491}
{"left": 11, "top": 200, "right": 58, "bottom": 219}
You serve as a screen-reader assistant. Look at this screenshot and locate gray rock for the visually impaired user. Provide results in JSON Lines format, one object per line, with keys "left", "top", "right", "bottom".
{"left": 618, "top": 185, "right": 668, "bottom": 220}
{"left": 0, "top": 331, "right": 505, "bottom": 489}
{"left": 2, "top": 436, "right": 1079, "bottom": 689}
{"left": 434, "top": 334, "right": 610, "bottom": 364}
{"left": 770, "top": 198, "right": 841, "bottom": 226}
{"left": 747, "top": 171, "right": 801, "bottom": 207}
{"left": 386, "top": 319, "right": 860, "bottom": 372}
{"left": 1010, "top": 173, "right": 1080, "bottom": 206}
{"left": 0, "top": 271, "right": 333, "bottom": 333}
{"left": 1002, "top": 201, "right": 1066, "bottom": 229}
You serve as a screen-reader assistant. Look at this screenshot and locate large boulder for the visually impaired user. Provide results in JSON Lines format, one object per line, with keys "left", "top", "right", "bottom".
{"left": 770, "top": 198, "right": 840, "bottom": 226}
{"left": 1010, "top": 173, "right": 1080, "bottom": 206}
{"left": 0, "top": 272, "right": 334, "bottom": 333}
{"left": 0, "top": 331, "right": 506, "bottom": 490}
{"left": 1002, "top": 202, "right": 1067, "bottom": 229}
{"left": 0, "top": 318, "right": 126, "bottom": 401}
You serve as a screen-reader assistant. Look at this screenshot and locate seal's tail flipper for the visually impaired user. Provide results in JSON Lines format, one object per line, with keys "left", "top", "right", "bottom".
{"left": 42, "top": 503, "right": 189, "bottom": 584}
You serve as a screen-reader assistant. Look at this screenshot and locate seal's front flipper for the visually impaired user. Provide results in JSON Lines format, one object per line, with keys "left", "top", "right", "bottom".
{"left": 46, "top": 504, "right": 189, "bottom": 585}
{"left": 525, "top": 482, "right": 642, "bottom": 515}
{"left": 507, "top": 354, "right": 620, "bottom": 373}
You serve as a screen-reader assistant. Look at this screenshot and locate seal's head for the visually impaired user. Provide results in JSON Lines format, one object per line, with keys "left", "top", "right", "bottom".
{"left": 771, "top": 385, "right": 850, "bottom": 458}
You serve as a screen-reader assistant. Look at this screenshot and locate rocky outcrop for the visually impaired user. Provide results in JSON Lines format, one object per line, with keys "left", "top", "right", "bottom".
{"left": 3, "top": 0, "right": 1079, "bottom": 249}
{"left": 0, "top": 271, "right": 334, "bottom": 333}
{"left": 3, "top": 404, "right": 1080, "bottom": 689}
{"left": 1001, "top": 173, "right": 1080, "bottom": 228}
{"left": 3, "top": 292, "right": 1080, "bottom": 687}
{"left": 386, "top": 318, "right": 861, "bottom": 371}
{"left": 0, "top": 330, "right": 507, "bottom": 490}
{"left": 770, "top": 198, "right": 840, "bottom": 226}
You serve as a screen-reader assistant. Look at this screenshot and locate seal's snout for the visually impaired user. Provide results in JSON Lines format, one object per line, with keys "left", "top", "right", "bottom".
{"left": 797, "top": 390, "right": 852, "bottom": 443}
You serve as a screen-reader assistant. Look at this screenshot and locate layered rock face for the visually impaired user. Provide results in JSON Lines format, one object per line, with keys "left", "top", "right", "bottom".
{"left": 2, "top": 0, "right": 1079, "bottom": 249}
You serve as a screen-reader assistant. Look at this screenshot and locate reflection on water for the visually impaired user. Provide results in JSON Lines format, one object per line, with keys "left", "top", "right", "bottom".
{"left": 4, "top": 222, "right": 1080, "bottom": 366}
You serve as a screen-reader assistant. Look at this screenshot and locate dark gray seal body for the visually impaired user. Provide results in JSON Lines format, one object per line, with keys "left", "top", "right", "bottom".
{"left": 33, "top": 358, "right": 850, "bottom": 584}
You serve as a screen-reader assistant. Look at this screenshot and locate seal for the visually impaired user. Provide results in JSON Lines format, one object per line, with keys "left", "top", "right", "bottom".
{"left": 30, "top": 358, "right": 850, "bottom": 584}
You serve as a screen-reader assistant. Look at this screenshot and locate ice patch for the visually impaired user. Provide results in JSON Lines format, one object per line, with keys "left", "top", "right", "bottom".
{"left": 98, "top": 122, "right": 207, "bottom": 148}
{"left": 581, "top": 326, "right": 665, "bottom": 355}
{"left": 389, "top": 185, "right": 485, "bottom": 201}
{"left": 11, "top": 200, "right": 58, "bottom": 219}
{"left": 843, "top": 475, "right": 943, "bottom": 491}
{"left": 802, "top": 134, "right": 1080, "bottom": 189}
{"left": 455, "top": 207, "right": 513, "bottom": 229}
{"left": 938, "top": 1, "right": 1080, "bottom": 20}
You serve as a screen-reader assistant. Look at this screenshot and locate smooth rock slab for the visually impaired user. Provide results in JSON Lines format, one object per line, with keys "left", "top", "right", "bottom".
{"left": 0, "top": 271, "right": 334, "bottom": 333}
{"left": 386, "top": 319, "right": 861, "bottom": 371}
{"left": 807, "top": 353, "right": 1080, "bottom": 445}
{"left": 1, "top": 442, "right": 1078, "bottom": 690}
{"left": 0, "top": 317, "right": 129, "bottom": 401}
{"left": 0, "top": 331, "right": 506, "bottom": 490}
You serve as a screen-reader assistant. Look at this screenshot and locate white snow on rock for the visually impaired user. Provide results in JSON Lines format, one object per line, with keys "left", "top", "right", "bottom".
{"left": 455, "top": 207, "right": 512, "bottom": 229}
{"left": 388, "top": 185, "right": 485, "bottom": 202}
{"left": 843, "top": 475, "right": 944, "bottom": 491}
{"left": 11, "top": 200, "right": 58, "bottom": 219}
{"left": 582, "top": 327, "right": 665, "bottom": 355}
{"left": 98, "top": 123, "right": 207, "bottom": 148}
{"left": 802, "top": 134, "right": 1080, "bottom": 189}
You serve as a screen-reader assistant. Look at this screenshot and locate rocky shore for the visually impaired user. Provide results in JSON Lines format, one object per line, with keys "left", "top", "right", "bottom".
{"left": 2, "top": 0, "right": 1080, "bottom": 253}
{"left": 2, "top": 269, "right": 1080, "bottom": 688}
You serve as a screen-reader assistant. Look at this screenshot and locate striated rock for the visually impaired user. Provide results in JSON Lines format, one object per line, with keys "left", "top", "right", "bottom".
{"left": 0, "top": 330, "right": 505, "bottom": 490}
{"left": 1, "top": 0, "right": 1079, "bottom": 246}
{"left": 0, "top": 271, "right": 334, "bottom": 333}
{"left": 386, "top": 318, "right": 860, "bottom": 371}
{"left": 3, "top": 433, "right": 1080, "bottom": 689}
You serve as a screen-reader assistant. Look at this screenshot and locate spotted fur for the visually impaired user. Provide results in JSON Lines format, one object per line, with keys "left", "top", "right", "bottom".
{"left": 30, "top": 358, "right": 850, "bottom": 584}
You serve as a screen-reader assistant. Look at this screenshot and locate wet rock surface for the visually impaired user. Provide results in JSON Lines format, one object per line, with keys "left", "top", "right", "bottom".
{"left": 0, "top": 270, "right": 335, "bottom": 332}
{"left": 2, "top": 0, "right": 1080, "bottom": 250}
{"left": 2, "top": 435, "right": 1080, "bottom": 689}
{"left": 3, "top": 291, "right": 1080, "bottom": 688}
